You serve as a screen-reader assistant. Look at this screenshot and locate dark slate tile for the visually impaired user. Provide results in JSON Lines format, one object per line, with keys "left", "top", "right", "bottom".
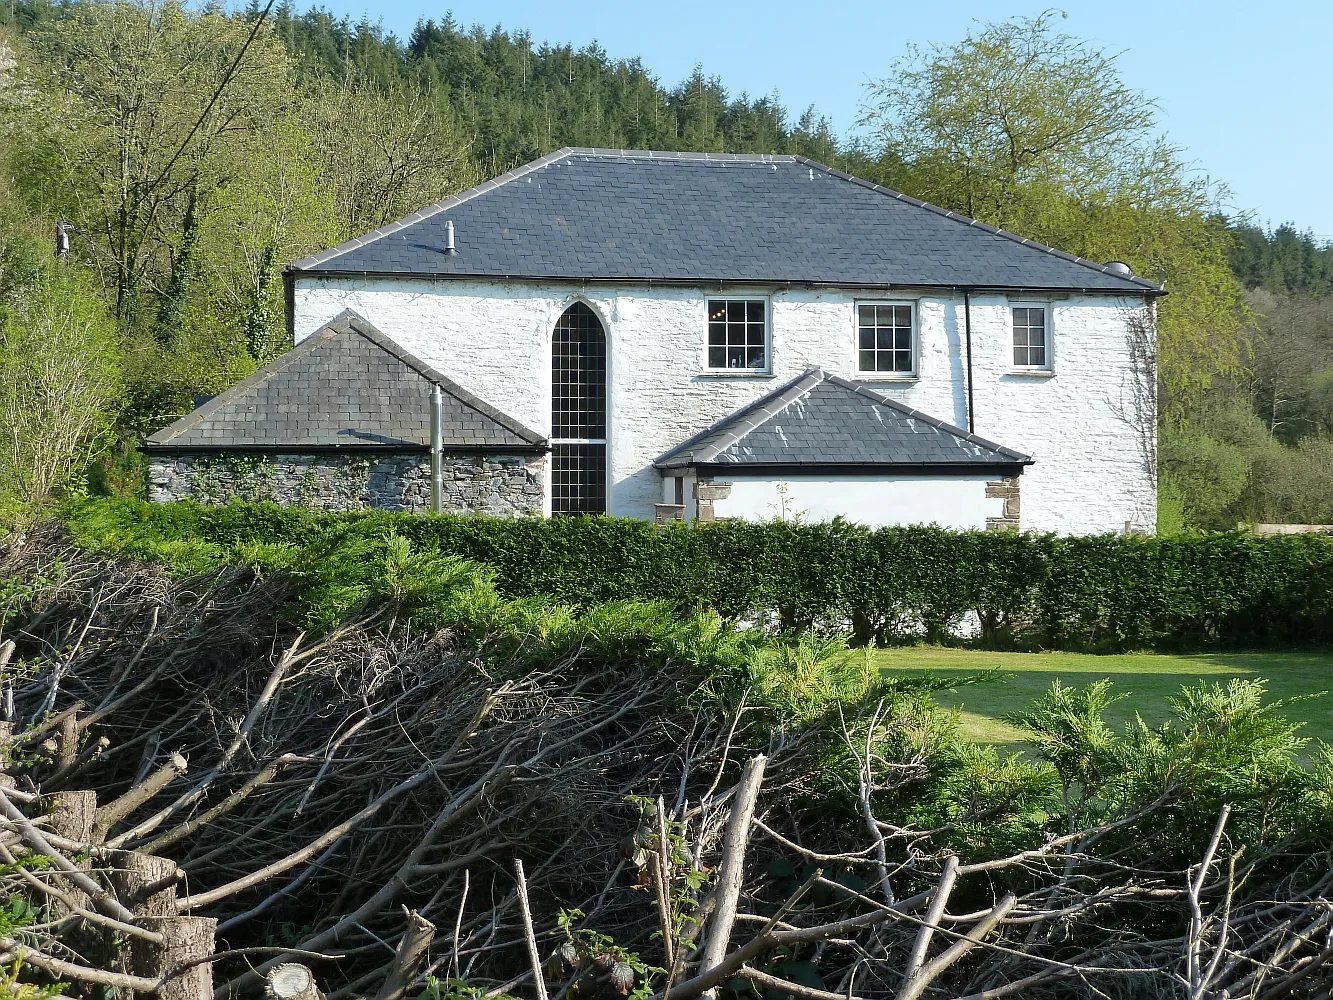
{"left": 292, "top": 153, "right": 1158, "bottom": 294}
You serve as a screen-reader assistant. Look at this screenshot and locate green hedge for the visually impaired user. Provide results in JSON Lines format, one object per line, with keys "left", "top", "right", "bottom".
{"left": 61, "top": 499, "right": 1333, "bottom": 651}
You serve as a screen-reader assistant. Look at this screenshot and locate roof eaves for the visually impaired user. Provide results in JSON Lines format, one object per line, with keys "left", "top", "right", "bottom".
{"left": 288, "top": 147, "right": 581, "bottom": 271}
{"left": 791, "top": 155, "right": 1166, "bottom": 295}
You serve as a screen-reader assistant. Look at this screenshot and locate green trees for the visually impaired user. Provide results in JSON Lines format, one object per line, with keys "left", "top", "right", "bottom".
{"left": 11, "top": 1, "right": 294, "bottom": 327}
{"left": 1228, "top": 222, "right": 1332, "bottom": 296}
{"left": 0, "top": 196, "right": 120, "bottom": 511}
{"left": 859, "top": 12, "right": 1243, "bottom": 411}
{"left": 0, "top": 1, "right": 474, "bottom": 508}
{"left": 858, "top": 12, "right": 1332, "bottom": 530}
{"left": 303, "top": 75, "right": 473, "bottom": 242}
{"left": 0, "top": 0, "right": 1327, "bottom": 528}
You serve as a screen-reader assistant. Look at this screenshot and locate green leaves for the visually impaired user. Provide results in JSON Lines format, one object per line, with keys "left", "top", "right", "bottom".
{"left": 1004, "top": 676, "right": 1325, "bottom": 860}
{"left": 60, "top": 497, "right": 1333, "bottom": 653}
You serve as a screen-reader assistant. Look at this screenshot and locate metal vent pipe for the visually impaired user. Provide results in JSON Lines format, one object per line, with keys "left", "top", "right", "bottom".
{"left": 430, "top": 384, "right": 444, "bottom": 514}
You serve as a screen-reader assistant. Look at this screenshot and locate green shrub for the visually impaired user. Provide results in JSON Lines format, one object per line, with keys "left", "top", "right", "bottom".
{"left": 60, "top": 497, "right": 1333, "bottom": 651}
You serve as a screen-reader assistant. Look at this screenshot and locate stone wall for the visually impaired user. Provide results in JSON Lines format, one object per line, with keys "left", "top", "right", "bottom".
{"left": 147, "top": 452, "right": 545, "bottom": 516}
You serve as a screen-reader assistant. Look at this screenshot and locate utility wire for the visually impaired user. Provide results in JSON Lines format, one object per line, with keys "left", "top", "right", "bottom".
{"left": 147, "top": 0, "right": 279, "bottom": 192}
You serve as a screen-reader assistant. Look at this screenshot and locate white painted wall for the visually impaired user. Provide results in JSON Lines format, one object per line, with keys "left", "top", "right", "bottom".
{"left": 711, "top": 476, "right": 1002, "bottom": 530}
{"left": 292, "top": 278, "right": 1156, "bottom": 534}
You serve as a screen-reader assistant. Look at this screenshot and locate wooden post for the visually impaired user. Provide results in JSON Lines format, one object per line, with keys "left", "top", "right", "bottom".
{"left": 57, "top": 714, "right": 79, "bottom": 770}
{"left": 513, "top": 859, "right": 548, "bottom": 1000}
{"left": 131, "top": 915, "right": 217, "bottom": 1000}
{"left": 48, "top": 790, "right": 97, "bottom": 841}
{"left": 699, "top": 755, "right": 766, "bottom": 1000}
{"left": 375, "top": 909, "right": 436, "bottom": 1000}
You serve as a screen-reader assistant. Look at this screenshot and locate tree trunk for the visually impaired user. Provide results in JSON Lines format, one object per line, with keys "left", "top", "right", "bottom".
{"left": 48, "top": 789, "right": 97, "bottom": 916}
{"left": 267, "top": 963, "right": 325, "bottom": 1000}
{"left": 109, "top": 850, "right": 178, "bottom": 917}
{"left": 130, "top": 915, "right": 216, "bottom": 1000}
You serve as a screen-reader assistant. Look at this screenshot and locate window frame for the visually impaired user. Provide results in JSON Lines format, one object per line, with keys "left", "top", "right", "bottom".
{"left": 703, "top": 296, "right": 772, "bottom": 375}
{"left": 854, "top": 299, "right": 919, "bottom": 379}
{"left": 1009, "top": 301, "right": 1055, "bottom": 374}
{"left": 550, "top": 301, "right": 609, "bottom": 516}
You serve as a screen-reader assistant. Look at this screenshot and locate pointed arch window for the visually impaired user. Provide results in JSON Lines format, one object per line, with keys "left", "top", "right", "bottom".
{"left": 551, "top": 303, "right": 607, "bottom": 514}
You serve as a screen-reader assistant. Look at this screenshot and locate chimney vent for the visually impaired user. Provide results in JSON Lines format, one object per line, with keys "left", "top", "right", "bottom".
{"left": 445, "top": 220, "right": 458, "bottom": 255}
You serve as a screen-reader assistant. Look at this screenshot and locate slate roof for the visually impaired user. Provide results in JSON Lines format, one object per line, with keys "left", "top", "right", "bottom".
{"left": 290, "top": 148, "right": 1162, "bottom": 294}
{"left": 654, "top": 370, "right": 1033, "bottom": 471}
{"left": 145, "top": 311, "right": 545, "bottom": 453}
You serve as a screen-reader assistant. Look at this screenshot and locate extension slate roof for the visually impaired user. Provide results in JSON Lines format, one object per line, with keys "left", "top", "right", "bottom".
{"left": 145, "top": 311, "right": 545, "bottom": 452}
{"left": 289, "top": 148, "right": 1162, "bottom": 294}
{"left": 654, "top": 369, "right": 1033, "bottom": 470}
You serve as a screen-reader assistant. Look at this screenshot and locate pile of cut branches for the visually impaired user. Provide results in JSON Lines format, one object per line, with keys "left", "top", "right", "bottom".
{"left": 0, "top": 528, "right": 1329, "bottom": 1000}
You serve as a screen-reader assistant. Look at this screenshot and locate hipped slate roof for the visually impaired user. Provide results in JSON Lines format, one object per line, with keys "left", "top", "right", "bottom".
{"left": 290, "top": 148, "right": 1162, "bottom": 294}
{"left": 146, "top": 311, "right": 545, "bottom": 453}
{"left": 654, "top": 370, "right": 1033, "bottom": 471}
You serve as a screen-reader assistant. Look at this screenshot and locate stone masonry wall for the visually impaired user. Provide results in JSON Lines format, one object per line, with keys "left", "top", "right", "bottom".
{"left": 147, "top": 452, "right": 545, "bottom": 516}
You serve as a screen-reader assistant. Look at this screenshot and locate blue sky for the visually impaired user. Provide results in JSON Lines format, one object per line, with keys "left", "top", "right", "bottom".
{"left": 306, "top": 0, "right": 1332, "bottom": 238}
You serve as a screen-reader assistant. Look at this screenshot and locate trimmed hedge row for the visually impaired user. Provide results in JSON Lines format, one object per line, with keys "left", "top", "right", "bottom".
{"left": 64, "top": 499, "right": 1333, "bottom": 651}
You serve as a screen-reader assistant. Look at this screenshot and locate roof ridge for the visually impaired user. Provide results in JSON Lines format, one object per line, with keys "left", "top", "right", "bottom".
{"left": 563, "top": 148, "right": 799, "bottom": 163}
{"left": 791, "top": 156, "right": 1163, "bottom": 293}
{"left": 289, "top": 147, "right": 582, "bottom": 271}
{"left": 822, "top": 372, "right": 1032, "bottom": 461}
{"left": 338, "top": 313, "right": 545, "bottom": 444}
{"left": 146, "top": 326, "right": 337, "bottom": 445}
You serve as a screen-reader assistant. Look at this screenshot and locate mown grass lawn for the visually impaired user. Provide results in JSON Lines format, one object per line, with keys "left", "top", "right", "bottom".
{"left": 873, "top": 647, "right": 1333, "bottom": 746}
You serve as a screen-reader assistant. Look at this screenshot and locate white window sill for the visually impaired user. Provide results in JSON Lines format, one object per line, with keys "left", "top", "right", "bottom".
{"left": 697, "top": 371, "right": 775, "bottom": 379}
{"left": 1005, "top": 369, "right": 1056, "bottom": 379}
{"left": 857, "top": 374, "right": 919, "bottom": 383}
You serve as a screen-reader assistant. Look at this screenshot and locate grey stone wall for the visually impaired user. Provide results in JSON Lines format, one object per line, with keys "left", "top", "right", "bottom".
{"left": 147, "top": 452, "right": 545, "bottom": 516}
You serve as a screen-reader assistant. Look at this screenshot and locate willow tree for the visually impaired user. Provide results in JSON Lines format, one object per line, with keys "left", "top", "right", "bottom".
{"left": 861, "top": 12, "right": 1244, "bottom": 416}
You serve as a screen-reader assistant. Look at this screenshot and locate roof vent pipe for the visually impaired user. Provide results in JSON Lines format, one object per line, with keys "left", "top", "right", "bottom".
{"left": 1104, "top": 260, "right": 1132, "bottom": 277}
{"left": 445, "top": 220, "right": 458, "bottom": 256}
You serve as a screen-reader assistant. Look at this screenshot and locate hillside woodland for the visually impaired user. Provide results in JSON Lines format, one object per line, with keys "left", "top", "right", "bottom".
{"left": 0, "top": 2, "right": 1329, "bottom": 529}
